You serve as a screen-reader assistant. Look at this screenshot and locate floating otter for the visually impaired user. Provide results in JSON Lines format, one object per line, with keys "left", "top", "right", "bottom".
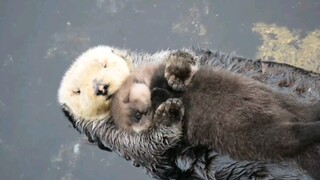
{"left": 58, "top": 46, "right": 184, "bottom": 178}
{"left": 59, "top": 46, "right": 319, "bottom": 179}
{"left": 111, "top": 51, "right": 320, "bottom": 179}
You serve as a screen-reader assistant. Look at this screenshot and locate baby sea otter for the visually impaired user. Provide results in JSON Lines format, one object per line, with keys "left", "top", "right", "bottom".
{"left": 111, "top": 51, "right": 320, "bottom": 179}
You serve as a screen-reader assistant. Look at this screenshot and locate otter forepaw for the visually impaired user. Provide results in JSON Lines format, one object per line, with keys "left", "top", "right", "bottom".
{"left": 165, "top": 51, "right": 197, "bottom": 91}
{"left": 165, "top": 74, "right": 186, "bottom": 91}
{"left": 154, "top": 98, "right": 185, "bottom": 124}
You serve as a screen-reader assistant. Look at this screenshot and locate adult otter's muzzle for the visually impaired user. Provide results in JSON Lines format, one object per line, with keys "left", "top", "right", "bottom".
{"left": 93, "top": 80, "right": 109, "bottom": 96}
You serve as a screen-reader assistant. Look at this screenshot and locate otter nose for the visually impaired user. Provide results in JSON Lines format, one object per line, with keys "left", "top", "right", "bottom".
{"left": 94, "top": 83, "right": 109, "bottom": 96}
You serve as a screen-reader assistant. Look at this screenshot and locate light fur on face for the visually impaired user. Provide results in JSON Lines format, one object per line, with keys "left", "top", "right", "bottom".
{"left": 129, "top": 83, "right": 152, "bottom": 132}
{"left": 129, "top": 83, "right": 151, "bottom": 106}
{"left": 58, "top": 46, "right": 132, "bottom": 122}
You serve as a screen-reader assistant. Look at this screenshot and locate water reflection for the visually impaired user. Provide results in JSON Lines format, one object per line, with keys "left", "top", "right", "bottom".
{"left": 253, "top": 23, "right": 320, "bottom": 73}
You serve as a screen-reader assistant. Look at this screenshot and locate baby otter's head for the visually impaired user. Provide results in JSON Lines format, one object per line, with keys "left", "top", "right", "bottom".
{"left": 111, "top": 67, "right": 178, "bottom": 133}
{"left": 111, "top": 76, "right": 155, "bottom": 133}
{"left": 58, "top": 46, "right": 133, "bottom": 128}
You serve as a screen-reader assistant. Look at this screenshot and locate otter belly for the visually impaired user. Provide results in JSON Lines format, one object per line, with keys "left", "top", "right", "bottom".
{"left": 180, "top": 69, "right": 311, "bottom": 161}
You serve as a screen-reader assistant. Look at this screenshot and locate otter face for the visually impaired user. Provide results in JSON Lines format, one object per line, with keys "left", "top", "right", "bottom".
{"left": 111, "top": 79, "right": 154, "bottom": 133}
{"left": 58, "top": 46, "right": 132, "bottom": 123}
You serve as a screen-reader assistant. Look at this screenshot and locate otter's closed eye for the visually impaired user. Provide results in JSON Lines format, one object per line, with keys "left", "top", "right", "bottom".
{"left": 103, "top": 64, "right": 107, "bottom": 68}
{"left": 133, "top": 111, "right": 142, "bottom": 122}
{"left": 73, "top": 89, "right": 81, "bottom": 94}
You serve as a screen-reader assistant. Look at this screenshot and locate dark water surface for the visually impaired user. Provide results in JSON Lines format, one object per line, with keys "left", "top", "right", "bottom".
{"left": 0, "top": 0, "right": 319, "bottom": 179}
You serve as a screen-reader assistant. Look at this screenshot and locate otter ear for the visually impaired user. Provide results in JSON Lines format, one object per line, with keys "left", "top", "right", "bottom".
{"left": 124, "top": 57, "right": 134, "bottom": 72}
{"left": 111, "top": 48, "right": 134, "bottom": 72}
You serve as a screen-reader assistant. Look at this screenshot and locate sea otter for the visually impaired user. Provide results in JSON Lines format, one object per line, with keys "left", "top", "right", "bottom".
{"left": 59, "top": 46, "right": 319, "bottom": 179}
{"left": 111, "top": 51, "right": 320, "bottom": 179}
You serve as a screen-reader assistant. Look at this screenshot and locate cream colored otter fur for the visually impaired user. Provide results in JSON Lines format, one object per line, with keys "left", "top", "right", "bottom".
{"left": 58, "top": 46, "right": 133, "bottom": 123}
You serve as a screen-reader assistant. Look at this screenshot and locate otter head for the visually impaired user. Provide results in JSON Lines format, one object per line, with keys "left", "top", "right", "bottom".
{"left": 111, "top": 76, "right": 156, "bottom": 133}
{"left": 58, "top": 46, "right": 133, "bottom": 127}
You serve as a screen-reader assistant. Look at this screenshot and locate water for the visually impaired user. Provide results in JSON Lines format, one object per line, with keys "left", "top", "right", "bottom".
{"left": 0, "top": 0, "right": 319, "bottom": 179}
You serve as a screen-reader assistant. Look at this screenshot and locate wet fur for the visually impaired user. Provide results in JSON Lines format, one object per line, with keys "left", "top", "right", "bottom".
{"left": 59, "top": 47, "right": 320, "bottom": 179}
{"left": 181, "top": 68, "right": 320, "bottom": 160}
{"left": 111, "top": 53, "right": 320, "bottom": 179}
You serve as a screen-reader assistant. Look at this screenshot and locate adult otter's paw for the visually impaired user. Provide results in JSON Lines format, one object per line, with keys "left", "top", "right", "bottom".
{"left": 154, "top": 98, "right": 185, "bottom": 126}
{"left": 165, "top": 51, "right": 198, "bottom": 91}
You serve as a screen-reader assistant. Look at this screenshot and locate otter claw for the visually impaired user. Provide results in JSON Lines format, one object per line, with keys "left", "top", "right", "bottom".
{"left": 165, "top": 51, "right": 195, "bottom": 91}
{"left": 154, "top": 98, "right": 185, "bottom": 123}
{"left": 167, "top": 75, "right": 186, "bottom": 91}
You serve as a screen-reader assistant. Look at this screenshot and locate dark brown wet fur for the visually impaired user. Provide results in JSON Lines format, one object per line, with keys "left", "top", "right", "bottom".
{"left": 181, "top": 68, "right": 320, "bottom": 160}
{"left": 160, "top": 52, "right": 320, "bottom": 179}
{"left": 63, "top": 48, "right": 320, "bottom": 180}
{"left": 113, "top": 54, "right": 320, "bottom": 179}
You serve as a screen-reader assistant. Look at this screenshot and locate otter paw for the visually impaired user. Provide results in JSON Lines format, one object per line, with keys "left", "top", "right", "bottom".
{"left": 165, "top": 51, "right": 196, "bottom": 91}
{"left": 154, "top": 98, "right": 185, "bottom": 123}
{"left": 166, "top": 74, "right": 186, "bottom": 91}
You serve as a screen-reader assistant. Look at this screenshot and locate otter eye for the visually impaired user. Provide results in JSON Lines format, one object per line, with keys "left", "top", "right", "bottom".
{"left": 103, "top": 64, "right": 107, "bottom": 68}
{"left": 134, "top": 111, "right": 142, "bottom": 122}
{"left": 73, "top": 89, "right": 81, "bottom": 95}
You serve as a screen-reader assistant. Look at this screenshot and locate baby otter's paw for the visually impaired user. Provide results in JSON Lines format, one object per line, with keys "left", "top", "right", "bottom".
{"left": 154, "top": 98, "right": 185, "bottom": 125}
{"left": 165, "top": 51, "right": 197, "bottom": 91}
